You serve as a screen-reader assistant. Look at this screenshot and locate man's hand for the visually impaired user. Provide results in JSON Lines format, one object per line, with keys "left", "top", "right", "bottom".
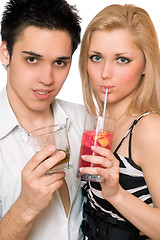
{"left": 0, "top": 145, "right": 66, "bottom": 240}
{"left": 19, "top": 145, "right": 66, "bottom": 220}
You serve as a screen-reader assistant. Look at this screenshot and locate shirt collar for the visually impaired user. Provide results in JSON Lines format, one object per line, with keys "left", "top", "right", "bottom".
{"left": 51, "top": 99, "right": 70, "bottom": 131}
{"left": 0, "top": 87, "right": 19, "bottom": 139}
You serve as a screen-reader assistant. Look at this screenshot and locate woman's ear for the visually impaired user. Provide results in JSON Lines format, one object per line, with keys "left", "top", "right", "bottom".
{"left": 0, "top": 41, "right": 10, "bottom": 66}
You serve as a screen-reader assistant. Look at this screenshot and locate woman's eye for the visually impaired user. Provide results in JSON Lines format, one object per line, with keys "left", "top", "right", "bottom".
{"left": 89, "top": 55, "right": 102, "bottom": 62}
{"left": 26, "top": 57, "right": 38, "bottom": 63}
{"left": 116, "top": 57, "right": 130, "bottom": 64}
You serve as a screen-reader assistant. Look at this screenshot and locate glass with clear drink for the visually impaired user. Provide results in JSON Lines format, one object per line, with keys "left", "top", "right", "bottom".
{"left": 28, "top": 124, "right": 70, "bottom": 174}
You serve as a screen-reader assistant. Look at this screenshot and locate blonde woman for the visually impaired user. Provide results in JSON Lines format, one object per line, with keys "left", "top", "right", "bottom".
{"left": 79, "top": 4, "right": 160, "bottom": 240}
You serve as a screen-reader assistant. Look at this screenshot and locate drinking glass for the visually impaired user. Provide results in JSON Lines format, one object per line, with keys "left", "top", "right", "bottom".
{"left": 77, "top": 113, "right": 115, "bottom": 182}
{"left": 28, "top": 124, "right": 70, "bottom": 174}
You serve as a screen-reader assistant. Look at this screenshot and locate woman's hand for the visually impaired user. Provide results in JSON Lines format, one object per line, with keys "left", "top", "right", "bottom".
{"left": 80, "top": 146, "right": 121, "bottom": 200}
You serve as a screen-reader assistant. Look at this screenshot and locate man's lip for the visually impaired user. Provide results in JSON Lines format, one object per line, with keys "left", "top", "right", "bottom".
{"left": 33, "top": 89, "right": 53, "bottom": 93}
{"left": 33, "top": 89, "right": 53, "bottom": 99}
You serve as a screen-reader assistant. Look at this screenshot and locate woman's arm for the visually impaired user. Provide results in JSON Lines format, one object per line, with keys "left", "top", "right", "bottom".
{"left": 80, "top": 114, "right": 160, "bottom": 240}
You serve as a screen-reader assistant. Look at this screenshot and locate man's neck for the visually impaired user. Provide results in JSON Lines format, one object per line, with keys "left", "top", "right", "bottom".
{"left": 21, "top": 110, "right": 54, "bottom": 133}
{"left": 7, "top": 86, "right": 54, "bottom": 132}
{"left": 17, "top": 106, "right": 54, "bottom": 133}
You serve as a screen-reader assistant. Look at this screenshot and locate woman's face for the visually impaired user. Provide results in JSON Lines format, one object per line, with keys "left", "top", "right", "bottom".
{"left": 87, "top": 29, "right": 145, "bottom": 104}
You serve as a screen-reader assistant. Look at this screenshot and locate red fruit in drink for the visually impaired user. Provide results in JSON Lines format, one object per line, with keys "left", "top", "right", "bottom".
{"left": 78, "top": 129, "right": 113, "bottom": 169}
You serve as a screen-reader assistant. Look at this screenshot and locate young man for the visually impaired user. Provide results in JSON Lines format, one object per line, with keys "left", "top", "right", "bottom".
{"left": 0, "top": 0, "right": 86, "bottom": 239}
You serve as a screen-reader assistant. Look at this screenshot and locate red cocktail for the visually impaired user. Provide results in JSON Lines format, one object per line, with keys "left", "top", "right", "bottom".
{"left": 77, "top": 114, "right": 115, "bottom": 182}
{"left": 77, "top": 129, "right": 113, "bottom": 181}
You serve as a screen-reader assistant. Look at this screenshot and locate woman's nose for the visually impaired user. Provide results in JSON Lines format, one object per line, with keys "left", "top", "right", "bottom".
{"left": 101, "top": 62, "right": 112, "bottom": 80}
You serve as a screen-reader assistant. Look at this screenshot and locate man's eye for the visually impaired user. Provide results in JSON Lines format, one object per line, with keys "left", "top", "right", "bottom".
{"left": 26, "top": 57, "right": 38, "bottom": 63}
{"left": 89, "top": 55, "right": 102, "bottom": 62}
{"left": 116, "top": 57, "right": 130, "bottom": 64}
{"left": 55, "top": 60, "right": 66, "bottom": 66}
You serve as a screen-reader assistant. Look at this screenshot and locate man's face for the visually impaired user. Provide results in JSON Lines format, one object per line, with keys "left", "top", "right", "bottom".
{"left": 4, "top": 26, "right": 72, "bottom": 113}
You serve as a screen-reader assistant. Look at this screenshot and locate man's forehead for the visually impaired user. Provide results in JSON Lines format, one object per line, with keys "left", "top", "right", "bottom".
{"left": 12, "top": 26, "right": 72, "bottom": 57}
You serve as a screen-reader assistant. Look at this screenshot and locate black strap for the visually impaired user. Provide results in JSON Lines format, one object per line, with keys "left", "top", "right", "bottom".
{"left": 128, "top": 119, "right": 138, "bottom": 159}
{"left": 114, "top": 112, "right": 154, "bottom": 158}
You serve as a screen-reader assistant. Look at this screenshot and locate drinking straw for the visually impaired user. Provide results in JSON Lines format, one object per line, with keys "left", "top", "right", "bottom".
{"left": 96, "top": 88, "right": 108, "bottom": 131}
{"left": 103, "top": 88, "right": 108, "bottom": 118}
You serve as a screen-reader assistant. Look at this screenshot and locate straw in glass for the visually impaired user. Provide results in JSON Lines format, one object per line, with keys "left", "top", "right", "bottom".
{"left": 96, "top": 88, "right": 108, "bottom": 131}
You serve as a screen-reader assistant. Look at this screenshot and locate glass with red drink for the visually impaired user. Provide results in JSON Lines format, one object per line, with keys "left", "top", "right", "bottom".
{"left": 77, "top": 114, "right": 115, "bottom": 182}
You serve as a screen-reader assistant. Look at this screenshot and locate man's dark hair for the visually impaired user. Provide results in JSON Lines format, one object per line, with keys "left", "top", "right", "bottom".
{"left": 1, "top": 0, "right": 81, "bottom": 57}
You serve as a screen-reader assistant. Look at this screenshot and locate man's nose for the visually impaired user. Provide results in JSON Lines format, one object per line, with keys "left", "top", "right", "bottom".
{"left": 39, "top": 65, "right": 54, "bottom": 85}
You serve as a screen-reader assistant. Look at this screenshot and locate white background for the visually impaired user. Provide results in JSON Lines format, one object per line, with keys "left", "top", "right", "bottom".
{"left": 0, "top": 0, "right": 160, "bottom": 104}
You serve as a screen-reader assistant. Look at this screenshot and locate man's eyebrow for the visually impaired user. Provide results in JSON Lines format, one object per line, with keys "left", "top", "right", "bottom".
{"left": 21, "top": 51, "right": 71, "bottom": 60}
{"left": 57, "top": 56, "right": 71, "bottom": 60}
{"left": 21, "top": 51, "right": 43, "bottom": 57}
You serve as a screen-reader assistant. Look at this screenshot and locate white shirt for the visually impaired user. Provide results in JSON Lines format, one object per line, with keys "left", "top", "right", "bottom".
{"left": 0, "top": 87, "right": 87, "bottom": 240}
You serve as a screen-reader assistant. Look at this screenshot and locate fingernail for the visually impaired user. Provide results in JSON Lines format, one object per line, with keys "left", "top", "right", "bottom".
{"left": 80, "top": 167, "right": 84, "bottom": 171}
{"left": 81, "top": 155, "right": 86, "bottom": 160}
{"left": 59, "top": 151, "right": 66, "bottom": 158}
{"left": 91, "top": 146, "right": 96, "bottom": 150}
{"left": 48, "top": 145, "right": 55, "bottom": 151}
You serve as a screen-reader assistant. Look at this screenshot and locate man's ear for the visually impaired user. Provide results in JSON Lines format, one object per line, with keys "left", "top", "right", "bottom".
{"left": 0, "top": 41, "right": 10, "bottom": 66}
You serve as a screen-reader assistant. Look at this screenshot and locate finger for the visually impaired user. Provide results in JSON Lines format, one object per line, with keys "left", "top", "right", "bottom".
{"left": 79, "top": 166, "right": 112, "bottom": 183}
{"left": 81, "top": 155, "right": 113, "bottom": 168}
{"left": 43, "top": 171, "right": 65, "bottom": 186}
{"left": 35, "top": 150, "right": 66, "bottom": 176}
{"left": 97, "top": 167, "right": 112, "bottom": 180}
{"left": 80, "top": 166, "right": 101, "bottom": 175}
{"left": 48, "top": 178, "right": 64, "bottom": 193}
{"left": 24, "top": 145, "right": 57, "bottom": 173}
{"left": 91, "top": 146, "right": 113, "bottom": 159}
{"left": 92, "top": 146, "right": 119, "bottom": 168}
{"left": 91, "top": 146, "right": 116, "bottom": 167}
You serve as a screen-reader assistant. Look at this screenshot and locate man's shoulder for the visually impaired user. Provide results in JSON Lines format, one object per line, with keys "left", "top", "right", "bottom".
{"left": 55, "top": 99, "right": 87, "bottom": 116}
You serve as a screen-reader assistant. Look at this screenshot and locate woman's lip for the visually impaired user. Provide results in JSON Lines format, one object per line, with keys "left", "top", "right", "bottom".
{"left": 100, "top": 86, "right": 114, "bottom": 93}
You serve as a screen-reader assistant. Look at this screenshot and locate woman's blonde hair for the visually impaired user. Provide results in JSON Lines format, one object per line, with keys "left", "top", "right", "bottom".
{"left": 79, "top": 4, "right": 160, "bottom": 115}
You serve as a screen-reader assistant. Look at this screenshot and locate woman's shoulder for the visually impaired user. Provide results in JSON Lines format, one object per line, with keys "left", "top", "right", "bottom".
{"left": 136, "top": 112, "right": 160, "bottom": 130}
{"left": 132, "top": 112, "right": 160, "bottom": 167}
{"left": 134, "top": 112, "right": 160, "bottom": 146}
